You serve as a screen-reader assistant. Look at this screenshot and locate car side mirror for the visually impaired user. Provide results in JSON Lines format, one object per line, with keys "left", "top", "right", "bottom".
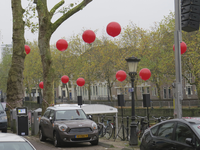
{"left": 5, "top": 108, "right": 8, "bottom": 111}
{"left": 185, "top": 138, "right": 195, "bottom": 146}
{"left": 49, "top": 117, "right": 53, "bottom": 123}
{"left": 88, "top": 115, "right": 93, "bottom": 120}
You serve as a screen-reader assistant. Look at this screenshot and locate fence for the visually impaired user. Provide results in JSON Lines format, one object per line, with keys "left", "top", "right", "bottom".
{"left": 67, "top": 99, "right": 200, "bottom": 108}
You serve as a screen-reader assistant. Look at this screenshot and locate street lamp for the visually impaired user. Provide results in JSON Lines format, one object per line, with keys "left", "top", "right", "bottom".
{"left": 125, "top": 56, "right": 140, "bottom": 146}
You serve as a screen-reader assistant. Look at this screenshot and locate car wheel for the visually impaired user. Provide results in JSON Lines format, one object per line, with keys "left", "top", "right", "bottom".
{"left": 53, "top": 131, "right": 62, "bottom": 147}
{"left": 39, "top": 128, "right": 46, "bottom": 141}
{"left": 90, "top": 139, "right": 99, "bottom": 145}
{"left": 2, "top": 129, "right": 7, "bottom": 133}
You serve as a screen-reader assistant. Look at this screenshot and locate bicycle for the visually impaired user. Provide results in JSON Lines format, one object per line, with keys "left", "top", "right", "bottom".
{"left": 97, "top": 117, "right": 113, "bottom": 140}
{"left": 152, "top": 116, "right": 171, "bottom": 123}
{"left": 136, "top": 116, "right": 149, "bottom": 140}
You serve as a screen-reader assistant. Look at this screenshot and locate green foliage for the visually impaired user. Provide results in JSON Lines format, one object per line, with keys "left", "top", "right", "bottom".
{"left": 0, "top": 45, "right": 12, "bottom": 93}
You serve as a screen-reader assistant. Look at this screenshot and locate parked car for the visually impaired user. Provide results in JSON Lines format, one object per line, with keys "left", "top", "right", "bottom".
{"left": 39, "top": 104, "right": 99, "bottom": 147}
{"left": 140, "top": 118, "right": 200, "bottom": 150}
{"left": 0, "top": 102, "right": 8, "bottom": 133}
{"left": 0, "top": 133, "right": 36, "bottom": 150}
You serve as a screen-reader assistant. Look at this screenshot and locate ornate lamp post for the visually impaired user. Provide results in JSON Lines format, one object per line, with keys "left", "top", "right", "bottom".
{"left": 125, "top": 56, "right": 140, "bottom": 146}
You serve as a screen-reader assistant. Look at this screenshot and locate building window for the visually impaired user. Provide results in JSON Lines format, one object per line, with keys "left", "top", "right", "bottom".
{"left": 186, "top": 86, "right": 192, "bottom": 96}
{"left": 163, "top": 88, "right": 167, "bottom": 99}
{"left": 62, "top": 90, "right": 65, "bottom": 97}
{"left": 147, "top": 87, "right": 150, "bottom": 94}
{"left": 142, "top": 87, "right": 144, "bottom": 94}
{"left": 96, "top": 86, "right": 98, "bottom": 96}
{"left": 168, "top": 88, "right": 171, "bottom": 98}
{"left": 124, "top": 88, "right": 127, "bottom": 95}
{"left": 93, "top": 86, "right": 95, "bottom": 95}
{"left": 195, "top": 86, "right": 197, "bottom": 95}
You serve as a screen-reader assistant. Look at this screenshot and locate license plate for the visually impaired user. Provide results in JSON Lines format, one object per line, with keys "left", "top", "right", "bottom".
{"left": 75, "top": 134, "right": 88, "bottom": 138}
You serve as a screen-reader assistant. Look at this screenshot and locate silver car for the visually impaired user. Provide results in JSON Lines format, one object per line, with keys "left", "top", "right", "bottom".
{"left": 0, "top": 133, "right": 36, "bottom": 150}
{"left": 39, "top": 105, "right": 99, "bottom": 147}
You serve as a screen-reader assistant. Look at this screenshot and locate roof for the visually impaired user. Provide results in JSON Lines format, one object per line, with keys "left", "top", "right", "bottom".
{"left": 48, "top": 104, "right": 82, "bottom": 111}
{"left": 0, "top": 133, "right": 25, "bottom": 142}
{"left": 50, "top": 104, "right": 118, "bottom": 114}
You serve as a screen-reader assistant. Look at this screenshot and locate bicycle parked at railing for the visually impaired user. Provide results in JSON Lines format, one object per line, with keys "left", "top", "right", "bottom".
{"left": 136, "top": 116, "right": 149, "bottom": 140}
{"left": 152, "top": 116, "right": 171, "bottom": 123}
{"left": 97, "top": 116, "right": 113, "bottom": 140}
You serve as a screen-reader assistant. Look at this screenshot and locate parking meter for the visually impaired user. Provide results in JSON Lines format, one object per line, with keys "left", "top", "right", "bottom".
{"left": 16, "top": 107, "right": 28, "bottom": 136}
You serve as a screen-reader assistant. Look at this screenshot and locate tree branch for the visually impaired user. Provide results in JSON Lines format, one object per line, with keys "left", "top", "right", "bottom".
{"left": 51, "top": 0, "right": 92, "bottom": 34}
{"left": 49, "top": 0, "right": 65, "bottom": 19}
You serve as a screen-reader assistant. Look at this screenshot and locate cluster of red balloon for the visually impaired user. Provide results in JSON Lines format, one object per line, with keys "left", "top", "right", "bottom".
{"left": 25, "top": 45, "right": 31, "bottom": 55}
{"left": 39, "top": 76, "right": 85, "bottom": 89}
{"left": 139, "top": 68, "right": 151, "bottom": 81}
{"left": 115, "top": 68, "right": 151, "bottom": 82}
{"left": 173, "top": 41, "right": 187, "bottom": 55}
{"left": 39, "top": 81, "right": 43, "bottom": 89}
{"left": 116, "top": 70, "right": 127, "bottom": 82}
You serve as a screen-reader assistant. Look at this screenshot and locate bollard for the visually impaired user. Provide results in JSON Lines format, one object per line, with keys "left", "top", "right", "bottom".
{"left": 113, "top": 115, "right": 116, "bottom": 139}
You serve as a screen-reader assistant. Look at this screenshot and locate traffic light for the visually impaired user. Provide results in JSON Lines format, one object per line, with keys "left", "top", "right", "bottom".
{"left": 181, "top": 0, "right": 200, "bottom": 32}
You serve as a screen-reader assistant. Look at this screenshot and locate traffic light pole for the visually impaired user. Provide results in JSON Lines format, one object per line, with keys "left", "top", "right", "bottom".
{"left": 174, "top": 0, "right": 183, "bottom": 119}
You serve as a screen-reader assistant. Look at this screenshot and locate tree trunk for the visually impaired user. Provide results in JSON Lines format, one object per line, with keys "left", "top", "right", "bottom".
{"left": 7, "top": 0, "right": 25, "bottom": 108}
{"left": 37, "top": 1, "right": 54, "bottom": 114}
{"left": 36, "top": 0, "right": 93, "bottom": 114}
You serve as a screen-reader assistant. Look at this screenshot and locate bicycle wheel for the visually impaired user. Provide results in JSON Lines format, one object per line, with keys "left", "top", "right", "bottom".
{"left": 105, "top": 124, "right": 113, "bottom": 140}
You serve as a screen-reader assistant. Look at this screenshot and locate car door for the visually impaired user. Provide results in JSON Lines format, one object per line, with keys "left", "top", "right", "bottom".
{"left": 41, "top": 109, "right": 50, "bottom": 138}
{"left": 172, "top": 122, "right": 194, "bottom": 150}
{"left": 152, "top": 122, "right": 176, "bottom": 150}
{"left": 46, "top": 110, "right": 55, "bottom": 139}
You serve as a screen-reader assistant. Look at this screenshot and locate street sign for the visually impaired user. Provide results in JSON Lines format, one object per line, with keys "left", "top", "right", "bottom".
{"left": 128, "top": 88, "right": 134, "bottom": 92}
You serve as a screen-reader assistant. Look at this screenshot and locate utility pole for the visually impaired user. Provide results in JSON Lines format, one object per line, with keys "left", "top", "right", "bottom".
{"left": 174, "top": 0, "right": 182, "bottom": 119}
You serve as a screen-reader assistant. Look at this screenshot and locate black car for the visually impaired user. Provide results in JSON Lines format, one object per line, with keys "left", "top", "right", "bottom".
{"left": 140, "top": 118, "right": 200, "bottom": 150}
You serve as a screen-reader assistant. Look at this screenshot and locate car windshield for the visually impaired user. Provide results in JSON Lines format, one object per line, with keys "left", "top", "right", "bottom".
{"left": 192, "top": 124, "right": 200, "bottom": 136}
{"left": 0, "top": 103, "right": 4, "bottom": 111}
{"left": 0, "top": 142, "right": 34, "bottom": 150}
{"left": 56, "top": 109, "right": 87, "bottom": 120}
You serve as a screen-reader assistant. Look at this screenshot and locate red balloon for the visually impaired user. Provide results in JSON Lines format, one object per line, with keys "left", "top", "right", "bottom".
{"left": 82, "top": 30, "right": 96, "bottom": 44}
{"left": 173, "top": 41, "right": 187, "bottom": 55}
{"left": 61, "top": 75, "right": 69, "bottom": 84}
{"left": 116, "top": 70, "right": 127, "bottom": 82}
{"left": 106, "top": 22, "right": 121, "bottom": 37}
{"left": 25, "top": 45, "right": 30, "bottom": 54}
{"left": 76, "top": 78, "right": 85, "bottom": 87}
{"left": 139, "top": 68, "right": 151, "bottom": 81}
{"left": 39, "top": 81, "right": 43, "bottom": 89}
{"left": 56, "top": 39, "right": 68, "bottom": 51}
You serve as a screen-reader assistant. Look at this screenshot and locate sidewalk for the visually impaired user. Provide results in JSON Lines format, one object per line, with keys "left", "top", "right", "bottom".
{"left": 99, "top": 137, "right": 140, "bottom": 150}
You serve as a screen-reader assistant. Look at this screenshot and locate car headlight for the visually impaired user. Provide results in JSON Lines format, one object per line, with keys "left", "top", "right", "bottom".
{"left": 92, "top": 122, "right": 97, "bottom": 130}
{"left": 0, "top": 115, "right": 7, "bottom": 121}
{"left": 58, "top": 124, "right": 68, "bottom": 132}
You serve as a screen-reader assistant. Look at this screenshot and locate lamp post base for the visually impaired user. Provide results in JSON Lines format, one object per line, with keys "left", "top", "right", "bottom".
{"left": 129, "top": 121, "right": 138, "bottom": 146}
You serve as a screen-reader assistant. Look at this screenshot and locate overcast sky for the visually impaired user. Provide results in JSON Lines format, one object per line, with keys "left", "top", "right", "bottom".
{"left": 0, "top": 0, "right": 174, "bottom": 45}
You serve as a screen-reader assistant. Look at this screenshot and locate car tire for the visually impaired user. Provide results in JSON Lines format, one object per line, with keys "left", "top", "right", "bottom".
{"left": 53, "top": 131, "right": 62, "bottom": 147}
{"left": 90, "top": 139, "right": 99, "bottom": 145}
{"left": 39, "top": 128, "right": 46, "bottom": 141}
{"left": 2, "top": 129, "right": 7, "bottom": 133}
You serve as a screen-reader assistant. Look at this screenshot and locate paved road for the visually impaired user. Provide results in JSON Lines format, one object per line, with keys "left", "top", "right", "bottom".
{"left": 25, "top": 136, "right": 111, "bottom": 150}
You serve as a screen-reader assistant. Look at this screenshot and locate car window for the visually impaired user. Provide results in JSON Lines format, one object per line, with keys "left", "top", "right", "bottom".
{"left": 151, "top": 125, "right": 159, "bottom": 136}
{"left": 49, "top": 110, "right": 55, "bottom": 120}
{"left": 0, "top": 103, "right": 4, "bottom": 111}
{"left": 56, "top": 109, "right": 87, "bottom": 120}
{"left": 43, "top": 109, "right": 50, "bottom": 118}
{"left": 175, "top": 122, "right": 193, "bottom": 144}
{"left": 0, "top": 142, "right": 35, "bottom": 150}
{"left": 157, "top": 122, "right": 174, "bottom": 140}
{"left": 192, "top": 124, "right": 200, "bottom": 137}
